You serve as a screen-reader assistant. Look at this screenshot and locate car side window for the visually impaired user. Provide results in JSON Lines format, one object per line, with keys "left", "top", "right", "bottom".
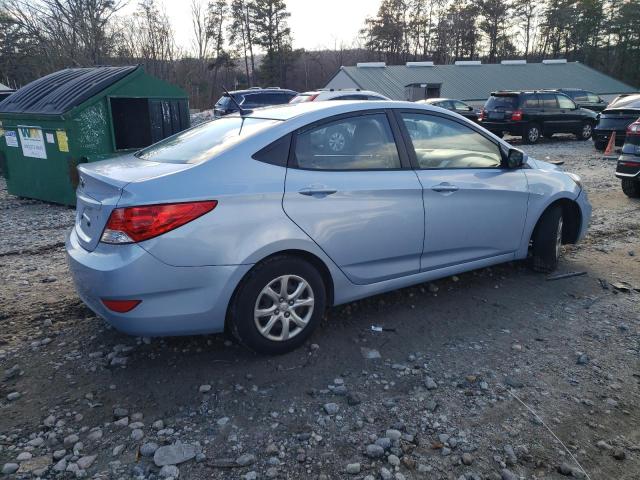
{"left": 586, "top": 92, "right": 600, "bottom": 102}
{"left": 539, "top": 93, "right": 558, "bottom": 109}
{"left": 556, "top": 94, "right": 576, "bottom": 109}
{"left": 453, "top": 101, "right": 469, "bottom": 111}
{"left": 332, "top": 94, "right": 368, "bottom": 100}
{"left": 400, "top": 113, "right": 502, "bottom": 170}
{"left": 294, "top": 113, "right": 401, "bottom": 170}
{"left": 522, "top": 94, "right": 540, "bottom": 108}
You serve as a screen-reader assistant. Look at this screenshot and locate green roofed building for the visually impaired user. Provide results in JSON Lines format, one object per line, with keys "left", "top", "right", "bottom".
{"left": 325, "top": 60, "right": 636, "bottom": 105}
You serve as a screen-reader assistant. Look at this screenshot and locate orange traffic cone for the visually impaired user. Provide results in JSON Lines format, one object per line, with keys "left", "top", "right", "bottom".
{"left": 603, "top": 131, "right": 617, "bottom": 159}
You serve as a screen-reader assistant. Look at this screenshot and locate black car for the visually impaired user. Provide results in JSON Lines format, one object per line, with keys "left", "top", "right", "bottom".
{"left": 615, "top": 118, "right": 640, "bottom": 197}
{"left": 419, "top": 98, "right": 479, "bottom": 122}
{"left": 479, "top": 90, "right": 598, "bottom": 144}
{"left": 593, "top": 93, "right": 640, "bottom": 151}
{"left": 214, "top": 87, "right": 297, "bottom": 116}
{"left": 544, "top": 88, "right": 608, "bottom": 112}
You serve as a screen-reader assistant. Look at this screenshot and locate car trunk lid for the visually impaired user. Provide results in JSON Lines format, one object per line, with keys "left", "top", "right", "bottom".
{"left": 597, "top": 109, "right": 639, "bottom": 130}
{"left": 74, "top": 156, "right": 194, "bottom": 251}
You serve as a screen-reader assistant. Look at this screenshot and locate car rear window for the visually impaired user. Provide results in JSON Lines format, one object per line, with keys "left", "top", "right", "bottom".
{"left": 135, "top": 117, "right": 279, "bottom": 164}
{"left": 485, "top": 95, "right": 518, "bottom": 110}
{"left": 215, "top": 94, "right": 244, "bottom": 107}
{"left": 609, "top": 95, "right": 640, "bottom": 109}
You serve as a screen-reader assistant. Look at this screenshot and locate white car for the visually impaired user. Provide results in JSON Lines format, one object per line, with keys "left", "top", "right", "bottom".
{"left": 290, "top": 89, "right": 389, "bottom": 103}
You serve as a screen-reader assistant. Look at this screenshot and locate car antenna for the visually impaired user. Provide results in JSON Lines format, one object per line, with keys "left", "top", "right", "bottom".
{"left": 222, "top": 86, "right": 252, "bottom": 116}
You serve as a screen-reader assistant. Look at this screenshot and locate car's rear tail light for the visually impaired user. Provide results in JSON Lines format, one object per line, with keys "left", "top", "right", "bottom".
{"left": 101, "top": 201, "right": 217, "bottom": 244}
{"left": 102, "top": 299, "right": 141, "bottom": 313}
{"left": 307, "top": 94, "right": 319, "bottom": 102}
{"left": 619, "top": 160, "right": 640, "bottom": 166}
{"left": 626, "top": 120, "right": 640, "bottom": 136}
{"left": 511, "top": 110, "right": 523, "bottom": 121}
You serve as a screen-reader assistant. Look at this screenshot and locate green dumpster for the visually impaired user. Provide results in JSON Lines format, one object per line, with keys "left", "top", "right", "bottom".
{"left": 0, "top": 66, "right": 190, "bottom": 205}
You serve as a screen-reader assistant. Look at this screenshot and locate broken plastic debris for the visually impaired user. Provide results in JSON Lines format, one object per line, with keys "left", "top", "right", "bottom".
{"left": 370, "top": 325, "right": 396, "bottom": 332}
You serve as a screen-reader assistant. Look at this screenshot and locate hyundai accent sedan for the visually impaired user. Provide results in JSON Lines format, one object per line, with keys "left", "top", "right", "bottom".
{"left": 66, "top": 101, "right": 591, "bottom": 354}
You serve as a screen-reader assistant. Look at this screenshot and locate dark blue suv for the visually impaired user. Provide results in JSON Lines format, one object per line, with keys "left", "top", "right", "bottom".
{"left": 214, "top": 88, "right": 297, "bottom": 116}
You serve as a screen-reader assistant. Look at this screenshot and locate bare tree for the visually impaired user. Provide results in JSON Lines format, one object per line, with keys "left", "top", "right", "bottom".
{"left": 191, "top": 0, "right": 210, "bottom": 60}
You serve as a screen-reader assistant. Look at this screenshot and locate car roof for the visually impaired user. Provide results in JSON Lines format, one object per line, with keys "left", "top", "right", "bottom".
{"left": 227, "top": 88, "right": 297, "bottom": 95}
{"left": 229, "top": 100, "right": 437, "bottom": 121}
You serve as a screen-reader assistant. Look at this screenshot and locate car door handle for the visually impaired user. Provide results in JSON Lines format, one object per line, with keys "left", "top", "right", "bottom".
{"left": 431, "top": 183, "right": 459, "bottom": 193}
{"left": 298, "top": 187, "right": 337, "bottom": 197}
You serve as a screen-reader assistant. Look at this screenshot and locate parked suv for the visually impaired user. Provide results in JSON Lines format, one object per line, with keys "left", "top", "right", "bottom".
{"left": 214, "top": 88, "right": 297, "bottom": 116}
{"left": 544, "top": 88, "right": 608, "bottom": 112}
{"left": 615, "top": 118, "right": 640, "bottom": 197}
{"left": 289, "top": 89, "right": 389, "bottom": 103}
{"left": 480, "top": 91, "right": 598, "bottom": 144}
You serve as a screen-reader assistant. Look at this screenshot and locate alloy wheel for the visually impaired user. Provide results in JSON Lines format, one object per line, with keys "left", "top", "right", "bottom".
{"left": 528, "top": 127, "right": 540, "bottom": 143}
{"left": 582, "top": 123, "right": 592, "bottom": 139}
{"left": 328, "top": 131, "right": 346, "bottom": 152}
{"left": 254, "top": 275, "right": 315, "bottom": 342}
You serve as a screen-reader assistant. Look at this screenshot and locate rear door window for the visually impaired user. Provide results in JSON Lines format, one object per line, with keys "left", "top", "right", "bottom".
{"left": 294, "top": 113, "right": 401, "bottom": 170}
{"left": 586, "top": 92, "right": 601, "bottom": 103}
{"left": 539, "top": 93, "right": 558, "bottom": 109}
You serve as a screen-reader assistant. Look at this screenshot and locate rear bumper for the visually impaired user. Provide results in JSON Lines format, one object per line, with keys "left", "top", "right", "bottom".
{"left": 65, "top": 228, "right": 251, "bottom": 336}
{"left": 615, "top": 155, "right": 640, "bottom": 178}
{"left": 479, "top": 121, "right": 526, "bottom": 135}
{"left": 593, "top": 129, "right": 626, "bottom": 146}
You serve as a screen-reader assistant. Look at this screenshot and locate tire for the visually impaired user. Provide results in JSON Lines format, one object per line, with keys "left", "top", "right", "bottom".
{"left": 621, "top": 178, "right": 640, "bottom": 198}
{"left": 325, "top": 126, "right": 349, "bottom": 153}
{"left": 229, "top": 255, "right": 326, "bottom": 355}
{"left": 529, "top": 206, "right": 563, "bottom": 273}
{"left": 594, "top": 140, "right": 607, "bottom": 151}
{"left": 523, "top": 124, "right": 541, "bottom": 144}
{"left": 576, "top": 122, "right": 593, "bottom": 141}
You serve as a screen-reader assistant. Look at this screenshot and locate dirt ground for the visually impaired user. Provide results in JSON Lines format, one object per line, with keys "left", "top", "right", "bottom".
{"left": 0, "top": 135, "right": 638, "bottom": 480}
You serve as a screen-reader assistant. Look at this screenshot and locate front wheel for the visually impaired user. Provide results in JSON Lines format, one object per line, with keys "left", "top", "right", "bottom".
{"left": 523, "top": 124, "right": 541, "bottom": 144}
{"left": 621, "top": 178, "right": 640, "bottom": 198}
{"left": 529, "top": 206, "right": 563, "bottom": 273}
{"left": 229, "top": 256, "right": 326, "bottom": 354}
{"left": 576, "top": 122, "right": 593, "bottom": 141}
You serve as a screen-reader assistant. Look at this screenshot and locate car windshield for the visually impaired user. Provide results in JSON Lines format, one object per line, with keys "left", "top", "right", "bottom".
{"left": 215, "top": 94, "right": 245, "bottom": 108}
{"left": 135, "top": 117, "right": 279, "bottom": 164}
{"left": 485, "top": 95, "right": 518, "bottom": 110}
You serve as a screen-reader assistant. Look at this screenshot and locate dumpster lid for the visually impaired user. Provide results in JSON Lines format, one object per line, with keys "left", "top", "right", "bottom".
{"left": 0, "top": 66, "right": 139, "bottom": 115}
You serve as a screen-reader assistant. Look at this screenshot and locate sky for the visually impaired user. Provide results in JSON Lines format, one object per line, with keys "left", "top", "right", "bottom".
{"left": 127, "top": 0, "right": 380, "bottom": 54}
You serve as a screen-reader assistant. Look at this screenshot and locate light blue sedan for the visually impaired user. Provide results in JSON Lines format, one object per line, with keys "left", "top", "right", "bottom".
{"left": 66, "top": 101, "right": 591, "bottom": 354}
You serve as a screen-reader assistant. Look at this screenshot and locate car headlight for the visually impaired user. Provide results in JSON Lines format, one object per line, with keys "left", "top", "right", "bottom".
{"left": 566, "top": 172, "right": 582, "bottom": 188}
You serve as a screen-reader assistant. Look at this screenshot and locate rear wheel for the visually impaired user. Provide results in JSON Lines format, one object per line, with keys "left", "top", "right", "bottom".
{"left": 621, "top": 178, "right": 640, "bottom": 198}
{"left": 576, "top": 122, "right": 593, "bottom": 141}
{"left": 229, "top": 255, "right": 326, "bottom": 355}
{"left": 523, "top": 124, "right": 541, "bottom": 144}
{"left": 529, "top": 206, "right": 563, "bottom": 273}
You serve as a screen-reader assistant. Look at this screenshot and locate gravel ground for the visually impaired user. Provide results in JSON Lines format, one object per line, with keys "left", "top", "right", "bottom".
{"left": 0, "top": 135, "right": 639, "bottom": 480}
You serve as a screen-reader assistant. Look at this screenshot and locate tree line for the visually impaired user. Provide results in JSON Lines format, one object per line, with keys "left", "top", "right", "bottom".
{"left": 0, "top": 0, "right": 638, "bottom": 110}
{"left": 360, "top": 0, "right": 640, "bottom": 86}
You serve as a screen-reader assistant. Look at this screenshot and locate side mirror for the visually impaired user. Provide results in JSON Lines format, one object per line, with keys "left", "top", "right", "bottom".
{"left": 467, "top": 106, "right": 474, "bottom": 111}
{"left": 506, "top": 148, "right": 524, "bottom": 169}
